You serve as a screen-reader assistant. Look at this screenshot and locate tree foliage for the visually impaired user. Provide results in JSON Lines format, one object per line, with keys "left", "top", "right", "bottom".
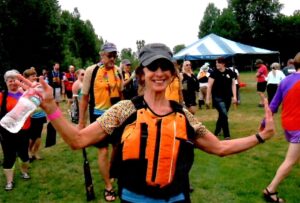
{"left": 198, "top": 0, "right": 300, "bottom": 63}
{"left": 136, "top": 40, "right": 145, "bottom": 53}
{"left": 173, "top": 44, "right": 186, "bottom": 54}
{"left": 0, "top": 0, "right": 63, "bottom": 73}
{"left": 120, "top": 48, "right": 139, "bottom": 69}
{"left": 0, "top": 0, "right": 103, "bottom": 77}
{"left": 198, "top": 3, "right": 220, "bottom": 38}
{"left": 60, "top": 9, "right": 103, "bottom": 69}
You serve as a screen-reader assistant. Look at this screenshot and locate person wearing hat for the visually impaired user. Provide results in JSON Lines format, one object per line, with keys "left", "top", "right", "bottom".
{"left": 197, "top": 62, "right": 210, "bottom": 109}
{"left": 255, "top": 59, "right": 268, "bottom": 107}
{"left": 78, "top": 42, "right": 122, "bottom": 201}
{"left": 120, "top": 59, "right": 137, "bottom": 99}
{"left": 18, "top": 43, "right": 275, "bottom": 202}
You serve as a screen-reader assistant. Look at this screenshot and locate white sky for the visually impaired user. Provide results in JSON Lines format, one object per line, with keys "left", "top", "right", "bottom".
{"left": 58, "top": 0, "right": 299, "bottom": 52}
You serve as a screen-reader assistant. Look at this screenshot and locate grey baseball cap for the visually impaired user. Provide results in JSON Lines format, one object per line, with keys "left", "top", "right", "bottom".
{"left": 122, "top": 59, "right": 131, "bottom": 65}
{"left": 101, "top": 42, "right": 117, "bottom": 53}
{"left": 255, "top": 59, "right": 264, "bottom": 65}
{"left": 138, "top": 43, "right": 173, "bottom": 66}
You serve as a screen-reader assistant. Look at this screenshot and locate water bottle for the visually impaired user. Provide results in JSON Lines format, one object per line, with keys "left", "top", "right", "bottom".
{"left": 0, "top": 86, "right": 43, "bottom": 133}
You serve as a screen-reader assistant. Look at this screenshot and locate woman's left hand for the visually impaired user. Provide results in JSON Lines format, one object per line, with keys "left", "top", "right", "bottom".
{"left": 16, "top": 75, "right": 56, "bottom": 113}
{"left": 259, "top": 99, "right": 275, "bottom": 141}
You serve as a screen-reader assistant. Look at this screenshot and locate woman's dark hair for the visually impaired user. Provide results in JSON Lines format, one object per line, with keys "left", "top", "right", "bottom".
{"left": 216, "top": 57, "right": 226, "bottom": 65}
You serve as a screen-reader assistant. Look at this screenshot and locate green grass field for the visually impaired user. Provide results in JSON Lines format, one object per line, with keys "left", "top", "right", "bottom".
{"left": 0, "top": 72, "right": 299, "bottom": 203}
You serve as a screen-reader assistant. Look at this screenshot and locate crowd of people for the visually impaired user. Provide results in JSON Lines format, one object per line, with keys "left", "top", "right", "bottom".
{"left": 0, "top": 41, "right": 299, "bottom": 202}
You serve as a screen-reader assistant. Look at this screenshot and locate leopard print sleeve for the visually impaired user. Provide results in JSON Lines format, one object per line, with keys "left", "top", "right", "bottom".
{"left": 183, "top": 108, "right": 209, "bottom": 139}
{"left": 97, "top": 100, "right": 136, "bottom": 135}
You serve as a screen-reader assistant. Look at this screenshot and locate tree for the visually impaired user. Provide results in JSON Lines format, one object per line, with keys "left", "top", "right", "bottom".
{"left": 272, "top": 13, "right": 300, "bottom": 61}
{"left": 173, "top": 44, "right": 185, "bottom": 54}
{"left": 198, "top": 3, "right": 220, "bottom": 38}
{"left": 0, "top": 0, "right": 63, "bottom": 73}
{"left": 136, "top": 40, "right": 145, "bottom": 53}
{"left": 229, "top": 0, "right": 282, "bottom": 45}
{"left": 120, "top": 48, "right": 139, "bottom": 69}
{"left": 212, "top": 8, "right": 240, "bottom": 39}
{"left": 60, "top": 9, "right": 103, "bottom": 70}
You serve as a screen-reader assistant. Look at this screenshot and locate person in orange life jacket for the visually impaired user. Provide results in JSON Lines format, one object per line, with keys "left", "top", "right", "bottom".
{"left": 78, "top": 42, "right": 122, "bottom": 202}
{"left": 197, "top": 63, "right": 210, "bottom": 109}
{"left": 121, "top": 59, "right": 137, "bottom": 99}
{"left": 18, "top": 43, "right": 275, "bottom": 203}
{"left": 165, "top": 59, "right": 183, "bottom": 104}
{"left": 63, "top": 65, "right": 77, "bottom": 109}
{"left": 0, "top": 70, "right": 31, "bottom": 191}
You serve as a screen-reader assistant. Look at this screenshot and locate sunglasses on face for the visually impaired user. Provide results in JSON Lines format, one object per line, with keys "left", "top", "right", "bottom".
{"left": 185, "top": 64, "right": 191, "bottom": 66}
{"left": 106, "top": 52, "right": 118, "bottom": 59}
{"left": 147, "top": 60, "right": 174, "bottom": 72}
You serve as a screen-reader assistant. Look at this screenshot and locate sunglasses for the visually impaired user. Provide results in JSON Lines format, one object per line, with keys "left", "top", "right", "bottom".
{"left": 147, "top": 60, "right": 174, "bottom": 72}
{"left": 106, "top": 52, "right": 118, "bottom": 59}
{"left": 81, "top": 73, "right": 85, "bottom": 76}
{"left": 185, "top": 64, "right": 191, "bottom": 66}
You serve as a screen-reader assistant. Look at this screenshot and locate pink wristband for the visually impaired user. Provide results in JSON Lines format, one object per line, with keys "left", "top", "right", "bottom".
{"left": 47, "top": 108, "right": 62, "bottom": 121}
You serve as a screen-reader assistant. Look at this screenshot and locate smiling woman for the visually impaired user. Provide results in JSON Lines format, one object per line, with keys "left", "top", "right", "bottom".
{"left": 9, "top": 42, "right": 278, "bottom": 202}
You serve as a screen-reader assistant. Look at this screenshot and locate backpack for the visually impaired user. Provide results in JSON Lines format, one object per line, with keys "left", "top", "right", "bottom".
{"left": 110, "top": 96, "right": 195, "bottom": 199}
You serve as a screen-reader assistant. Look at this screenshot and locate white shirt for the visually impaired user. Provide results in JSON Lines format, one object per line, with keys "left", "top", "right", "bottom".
{"left": 266, "top": 70, "right": 285, "bottom": 85}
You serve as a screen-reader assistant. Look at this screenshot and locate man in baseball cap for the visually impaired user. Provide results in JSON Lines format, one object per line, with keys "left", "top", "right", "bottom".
{"left": 79, "top": 41, "right": 121, "bottom": 201}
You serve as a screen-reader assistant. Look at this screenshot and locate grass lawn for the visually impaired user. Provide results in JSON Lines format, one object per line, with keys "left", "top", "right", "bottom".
{"left": 0, "top": 72, "right": 299, "bottom": 202}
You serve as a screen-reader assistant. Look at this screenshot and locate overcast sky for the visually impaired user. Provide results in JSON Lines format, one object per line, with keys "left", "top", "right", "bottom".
{"left": 58, "top": 0, "right": 299, "bottom": 52}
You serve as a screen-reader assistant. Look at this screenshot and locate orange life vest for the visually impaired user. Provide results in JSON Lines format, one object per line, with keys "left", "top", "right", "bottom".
{"left": 110, "top": 96, "right": 195, "bottom": 198}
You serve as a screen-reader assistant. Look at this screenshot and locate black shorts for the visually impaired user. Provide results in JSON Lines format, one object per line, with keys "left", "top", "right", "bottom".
{"left": 65, "top": 90, "right": 73, "bottom": 99}
{"left": 29, "top": 117, "right": 47, "bottom": 140}
{"left": 90, "top": 113, "right": 110, "bottom": 148}
{"left": 257, "top": 81, "right": 267, "bottom": 92}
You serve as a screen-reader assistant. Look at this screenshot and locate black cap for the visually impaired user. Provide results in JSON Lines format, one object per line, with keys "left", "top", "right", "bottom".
{"left": 139, "top": 43, "right": 173, "bottom": 66}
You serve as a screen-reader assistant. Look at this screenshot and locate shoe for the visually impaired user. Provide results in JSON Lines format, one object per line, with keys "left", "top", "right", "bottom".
{"left": 5, "top": 182, "right": 14, "bottom": 191}
{"left": 21, "top": 172, "right": 31, "bottom": 180}
{"left": 29, "top": 156, "right": 36, "bottom": 163}
{"left": 104, "top": 188, "right": 117, "bottom": 202}
{"left": 263, "top": 188, "right": 284, "bottom": 202}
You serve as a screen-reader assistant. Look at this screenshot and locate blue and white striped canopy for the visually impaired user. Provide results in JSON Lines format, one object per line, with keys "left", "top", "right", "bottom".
{"left": 173, "top": 33, "right": 279, "bottom": 60}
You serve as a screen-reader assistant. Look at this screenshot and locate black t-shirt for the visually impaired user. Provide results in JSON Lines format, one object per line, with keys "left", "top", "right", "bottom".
{"left": 209, "top": 68, "right": 235, "bottom": 99}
